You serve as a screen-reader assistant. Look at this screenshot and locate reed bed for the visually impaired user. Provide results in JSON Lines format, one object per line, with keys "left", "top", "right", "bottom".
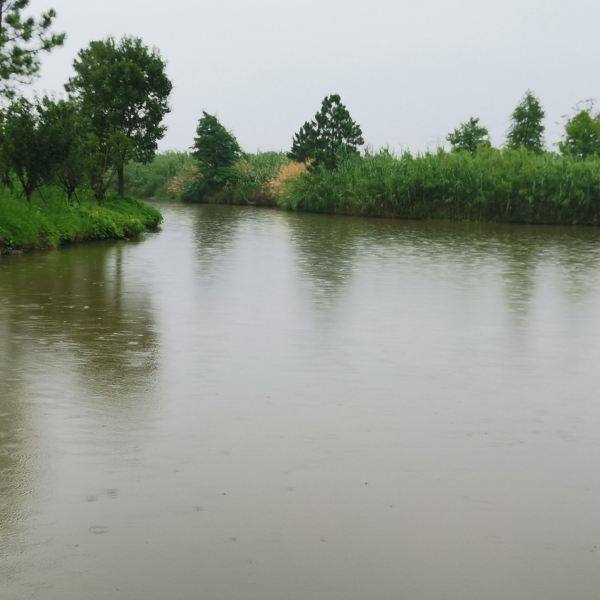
{"left": 279, "top": 149, "right": 600, "bottom": 225}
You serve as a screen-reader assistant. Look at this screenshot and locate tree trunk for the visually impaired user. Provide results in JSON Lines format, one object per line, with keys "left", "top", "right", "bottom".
{"left": 117, "top": 163, "right": 125, "bottom": 197}
{"left": 0, "top": 1, "right": 4, "bottom": 35}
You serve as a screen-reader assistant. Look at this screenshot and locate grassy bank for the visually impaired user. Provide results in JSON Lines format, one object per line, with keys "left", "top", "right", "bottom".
{"left": 279, "top": 149, "right": 600, "bottom": 225}
{"left": 0, "top": 187, "right": 162, "bottom": 254}
{"left": 122, "top": 148, "right": 600, "bottom": 226}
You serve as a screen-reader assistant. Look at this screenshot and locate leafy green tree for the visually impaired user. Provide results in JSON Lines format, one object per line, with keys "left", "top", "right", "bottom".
{"left": 1, "top": 97, "right": 53, "bottom": 199}
{"left": 289, "top": 94, "right": 364, "bottom": 169}
{"left": 0, "top": 0, "right": 65, "bottom": 97}
{"left": 447, "top": 117, "right": 491, "bottom": 153}
{"left": 559, "top": 109, "right": 600, "bottom": 159}
{"left": 192, "top": 111, "right": 242, "bottom": 190}
{"left": 66, "top": 36, "right": 172, "bottom": 197}
{"left": 506, "top": 91, "right": 545, "bottom": 153}
{"left": 38, "top": 98, "right": 93, "bottom": 202}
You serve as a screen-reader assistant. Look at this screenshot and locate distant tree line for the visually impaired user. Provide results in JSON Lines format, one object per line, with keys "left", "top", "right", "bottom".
{"left": 189, "top": 90, "right": 600, "bottom": 202}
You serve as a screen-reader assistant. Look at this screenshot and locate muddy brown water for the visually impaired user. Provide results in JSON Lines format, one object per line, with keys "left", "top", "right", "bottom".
{"left": 1, "top": 203, "right": 600, "bottom": 599}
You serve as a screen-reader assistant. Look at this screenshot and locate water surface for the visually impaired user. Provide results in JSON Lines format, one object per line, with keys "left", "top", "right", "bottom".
{"left": 1, "top": 204, "right": 600, "bottom": 599}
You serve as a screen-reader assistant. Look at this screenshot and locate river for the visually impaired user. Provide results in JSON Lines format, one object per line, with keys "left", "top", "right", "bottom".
{"left": 1, "top": 203, "right": 600, "bottom": 599}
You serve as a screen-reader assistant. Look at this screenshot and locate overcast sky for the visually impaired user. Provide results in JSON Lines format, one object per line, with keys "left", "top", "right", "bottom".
{"left": 31, "top": 0, "right": 600, "bottom": 154}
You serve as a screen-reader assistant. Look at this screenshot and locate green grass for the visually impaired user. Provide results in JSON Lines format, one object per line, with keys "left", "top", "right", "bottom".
{"left": 0, "top": 187, "right": 162, "bottom": 253}
{"left": 280, "top": 148, "right": 600, "bottom": 225}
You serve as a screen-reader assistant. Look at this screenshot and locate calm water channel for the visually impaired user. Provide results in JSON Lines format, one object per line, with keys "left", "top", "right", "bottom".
{"left": 1, "top": 204, "right": 600, "bottom": 599}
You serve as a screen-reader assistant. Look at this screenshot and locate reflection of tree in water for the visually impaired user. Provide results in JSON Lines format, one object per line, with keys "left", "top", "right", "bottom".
{"left": 385, "top": 220, "right": 600, "bottom": 320}
{"left": 284, "top": 212, "right": 364, "bottom": 303}
{"left": 0, "top": 327, "right": 29, "bottom": 540}
{"left": 497, "top": 232, "right": 542, "bottom": 320}
{"left": 490, "top": 225, "right": 600, "bottom": 322}
{"left": 0, "top": 241, "right": 159, "bottom": 548}
{"left": 193, "top": 205, "right": 244, "bottom": 277}
{"left": 0, "top": 241, "right": 158, "bottom": 406}
{"left": 285, "top": 214, "right": 600, "bottom": 321}
{"left": 548, "top": 231, "right": 600, "bottom": 304}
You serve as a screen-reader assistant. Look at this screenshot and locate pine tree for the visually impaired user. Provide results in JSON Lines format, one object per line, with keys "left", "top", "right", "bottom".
{"left": 289, "top": 94, "right": 364, "bottom": 169}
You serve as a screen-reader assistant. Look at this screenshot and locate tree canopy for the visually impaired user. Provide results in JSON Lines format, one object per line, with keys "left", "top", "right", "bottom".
{"left": 447, "top": 117, "right": 491, "bottom": 153}
{"left": 66, "top": 36, "right": 172, "bottom": 196}
{"left": 1, "top": 97, "right": 54, "bottom": 198}
{"left": 506, "top": 91, "right": 545, "bottom": 153}
{"left": 0, "top": 0, "right": 64, "bottom": 98}
{"left": 559, "top": 109, "right": 600, "bottom": 159}
{"left": 192, "top": 111, "right": 242, "bottom": 190}
{"left": 38, "top": 97, "right": 94, "bottom": 201}
{"left": 289, "top": 94, "right": 364, "bottom": 169}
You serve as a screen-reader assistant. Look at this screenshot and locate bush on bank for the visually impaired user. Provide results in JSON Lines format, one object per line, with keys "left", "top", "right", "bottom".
{"left": 0, "top": 187, "right": 162, "bottom": 253}
{"left": 181, "top": 151, "right": 290, "bottom": 206}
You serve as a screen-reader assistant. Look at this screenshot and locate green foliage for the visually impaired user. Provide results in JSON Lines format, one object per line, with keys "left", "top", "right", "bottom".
{"left": 289, "top": 94, "right": 364, "bottom": 169}
{"left": 447, "top": 117, "right": 491, "bottom": 153}
{"left": 192, "top": 112, "right": 242, "bottom": 192}
{"left": 230, "top": 152, "right": 289, "bottom": 204}
{"left": 288, "top": 121, "right": 317, "bottom": 164}
{"left": 123, "top": 151, "right": 195, "bottom": 199}
{"left": 182, "top": 151, "right": 290, "bottom": 205}
{"left": 0, "top": 186, "right": 161, "bottom": 252}
{"left": 507, "top": 91, "right": 545, "bottom": 153}
{"left": 1, "top": 97, "right": 54, "bottom": 199}
{"left": 0, "top": 0, "right": 65, "bottom": 97}
{"left": 37, "top": 97, "right": 94, "bottom": 201}
{"left": 279, "top": 149, "right": 600, "bottom": 225}
{"left": 66, "top": 36, "right": 172, "bottom": 197}
{"left": 559, "top": 109, "right": 600, "bottom": 159}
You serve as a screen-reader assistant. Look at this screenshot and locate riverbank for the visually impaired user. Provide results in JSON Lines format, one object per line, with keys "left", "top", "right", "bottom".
{"left": 137, "top": 148, "right": 600, "bottom": 226}
{"left": 0, "top": 188, "right": 162, "bottom": 254}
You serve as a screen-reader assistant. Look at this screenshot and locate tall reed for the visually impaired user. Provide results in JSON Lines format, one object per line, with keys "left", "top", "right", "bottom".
{"left": 280, "top": 149, "right": 600, "bottom": 225}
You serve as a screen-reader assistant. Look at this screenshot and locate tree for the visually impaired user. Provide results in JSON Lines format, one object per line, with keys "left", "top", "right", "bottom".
{"left": 447, "top": 117, "right": 491, "bottom": 153}
{"left": 2, "top": 98, "right": 53, "bottom": 199}
{"left": 559, "top": 109, "right": 600, "bottom": 159}
{"left": 0, "top": 0, "right": 65, "bottom": 98}
{"left": 506, "top": 90, "right": 545, "bottom": 153}
{"left": 192, "top": 112, "right": 242, "bottom": 190}
{"left": 289, "top": 94, "right": 364, "bottom": 169}
{"left": 289, "top": 121, "right": 318, "bottom": 164}
{"left": 38, "top": 98, "right": 93, "bottom": 202}
{"left": 66, "top": 36, "right": 172, "bottom": 197}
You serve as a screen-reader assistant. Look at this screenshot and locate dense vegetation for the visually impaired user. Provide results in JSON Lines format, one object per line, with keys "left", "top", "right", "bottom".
{"left": 122, "top": 151, "right": 195, "bottom": 199}
{"left": 0, "top": 5, "right": 170, "bottom": 252}
{"left": 280, "top": 149, "right": 600, "bottom": 224}
{"left": 0, "top": 187, "right": 161, "bottom": 253}
{"left": 127, "top": 91, "right": 600, "bottom": 226}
